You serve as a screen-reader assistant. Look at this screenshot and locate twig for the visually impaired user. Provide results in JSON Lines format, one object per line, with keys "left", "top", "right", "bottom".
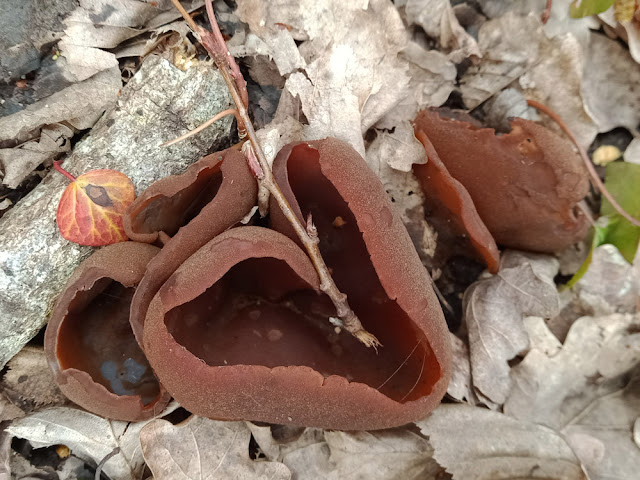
{"left": 527, "top": 99, "right": 640, "bottom": 228}
{"left": 541, "top": 0, "right": 552, "bottom": 24}
{"left": 161, "top": 108, "right": 238, "bottom": 146}
{"left": 170, "top": 0, "right": 380, "bottom": 348}
{"left": 95, "top": 447, "right": 120, "bottom": 480}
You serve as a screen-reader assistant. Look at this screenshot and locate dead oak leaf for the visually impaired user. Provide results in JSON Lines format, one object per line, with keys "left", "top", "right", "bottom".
{"left": 7, "top": 404, "right": 178, "bottom": 480}
{"left": 464, "top": 250, "right": 560, "bottom": 405}
{"left": 140, "top": 416, "right": 290, "bottom": 480}
{"left": 56, "top": 169, "right": 135, "bottom": 246}
{"left": 417, "top": 404, "right": 586, "bottom": 480}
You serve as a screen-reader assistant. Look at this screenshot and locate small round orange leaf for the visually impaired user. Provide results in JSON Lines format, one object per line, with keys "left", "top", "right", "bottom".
{"left": 56, "top": 169, "right": 135, "bottom": 246}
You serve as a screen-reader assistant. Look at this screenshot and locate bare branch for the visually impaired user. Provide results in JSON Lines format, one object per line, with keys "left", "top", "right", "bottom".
{"left": 170, "top": 0, "right": 380, "bottom": 347}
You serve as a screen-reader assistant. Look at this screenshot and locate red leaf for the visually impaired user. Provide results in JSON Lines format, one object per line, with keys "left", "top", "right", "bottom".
{"left": 56, "top": 169, "right": 135, "bottom": 246}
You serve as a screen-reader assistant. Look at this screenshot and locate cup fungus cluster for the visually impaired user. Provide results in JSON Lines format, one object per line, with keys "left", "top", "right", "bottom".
{"left": 46, "top": 138, "right": 453, "bottom": 430}
{"left": 412, "top": 108, "right": 590, "bottom": 273}
{"left": 45, "top": 105, "right": 591, "bottom": 428}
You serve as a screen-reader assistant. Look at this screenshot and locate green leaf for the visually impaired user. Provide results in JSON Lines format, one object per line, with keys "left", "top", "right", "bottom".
{"left": 569, "top": 0, "right": 615, "bottom": 18}
{"left": 566, "top": 161, "right": 640, "bottom": 287}
{"left": 600, "top": 161, "right": 640, "bottom": 263}
{"left": 565, "top": 219, "right": 608, "bottom": 289}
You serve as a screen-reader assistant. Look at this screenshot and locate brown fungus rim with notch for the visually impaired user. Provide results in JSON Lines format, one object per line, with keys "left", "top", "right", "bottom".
{"left": 413, "top": 108, "right": 590, "bottom": 253}
{"left": 413, "top": 130, "right": 500, "bottom": 273}
{"left": 124, "top": 148, "right": 257, "bottom": 346}
{"left": 44, "top": 242, "right": 172, "bottom": 422}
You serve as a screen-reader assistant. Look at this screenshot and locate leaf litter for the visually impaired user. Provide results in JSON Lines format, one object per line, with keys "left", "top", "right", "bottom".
{"left": 2, "top": 0, "right": 640, "bottom": 479}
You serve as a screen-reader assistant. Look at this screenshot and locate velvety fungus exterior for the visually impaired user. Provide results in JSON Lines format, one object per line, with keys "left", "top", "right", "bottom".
{"left": 413, "top": 131, "right": 500, "bottom": 273}
{"left": 413, "top": 108, "right": 590, "bottom": 253}
{"left": 45, "top": 242, "right": 172, "bottom": 422}
{"left": 144, "top": 139, "right": 451, "bottom": 430}
{"left": 124, "top": 148, "right": 257, "bottom": 345}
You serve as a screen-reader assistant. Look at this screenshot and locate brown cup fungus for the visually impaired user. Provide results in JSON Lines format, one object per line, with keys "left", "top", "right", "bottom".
{"left": 143, "top": 139, "right": 451, "bottom": 430}
{"left": 124, "top": 148, "right": 257, "bottom": 345}
{"left": 413, "top": 108, "right": 590, "bottom": 254}
{"left": 45, "top": 242, "right": 172, "bottom": 421}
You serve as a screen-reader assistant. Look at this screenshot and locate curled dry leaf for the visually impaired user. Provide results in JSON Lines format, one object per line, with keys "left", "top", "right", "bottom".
{"left": 139, "top": 416, "right": 291, "bottom": 480}
{"left": 464, "top": 251, "right": 560, "bottom": 405}
{"left": 1, "top": 346, "right": 67, "bottom": 413}
{"left": 237, "top": 0, "right": 410, "bottom": 156}
{"left": 7, "top": 403, "right": 177, "bottom": 480}
{"left": 416, "top": 404, "right": 586, "bottom": 480}
{"left": 0, "top": 124, "right": 73, "bottom": 189}
{"left": 56, "top": 169, "right": 135, "bottom": 246}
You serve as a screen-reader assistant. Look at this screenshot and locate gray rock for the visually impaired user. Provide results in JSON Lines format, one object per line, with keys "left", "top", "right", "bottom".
{"left": 0, "top": 55, "right": 233, "bottom": 368}
{"left": 0, "top": 0, "right": 76, "bottom": 82}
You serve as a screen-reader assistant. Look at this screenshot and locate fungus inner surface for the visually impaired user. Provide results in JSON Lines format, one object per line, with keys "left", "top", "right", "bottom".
{"left": 57, "top": 279, "right": 161, "bottom": 405}
{"left": 165, "top": 149, "right": 442, "bottom": 403}
{"left": 129, "top": 164, "right": 223, "bottom": 236}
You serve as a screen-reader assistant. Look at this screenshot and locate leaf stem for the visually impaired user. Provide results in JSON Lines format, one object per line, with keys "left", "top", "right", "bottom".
{"left": 527, "top": 99, "right": 640, "bottom": 228}
{"left": 53, "top": 160, "right": 76, "bottom": 182}
{"left": 171, "top": 0, "right": 380, "bottom": 348}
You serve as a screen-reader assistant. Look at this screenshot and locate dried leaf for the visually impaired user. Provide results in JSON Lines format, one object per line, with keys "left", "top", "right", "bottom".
{"left": 323, "top": 430, "right": 442, "bottom": 480}
{"left": 0, "top": 124, "right": 73, "bottom": 189}
{"left": 446, "top": 333, "right": 479, "bottom": 404}
{"left": 377, "top": 42, "right": 456, "bottom": 129}
{"left": 247, "top": 423, "right": 442, "bottom": 480}
{"left": 624, "top": 138, "right": 640, "bottom": 165}
{"left": 582, "top": 33, "right": 640, "bottom": 133}
{"left": 0, "top": 426, "right": 9, "bottom": 480}
{"left": 477, "top": 88, "right": 539, "bottom": 133}
{"left": 366, "top": 130, "right": 438, "bottom": 264}
{"left": 56, "top": 169, "right": 135, "bottom": 246}
{"left": 238, "top": 0, "right": 410, "bottom": 156}
{"left": 405, "top": 0, "right": 482, "bottom": 63}
{"left": 416, "top": 404, "right": 585, "bottom": 480}
{"left": 460, "top": 12, "right": 597, "bottom": 148}
{"left": 1, "top": 346, "right": 67, "bottom": 413}
{"left": 59, "top": 0, "right": 204, "bottom": 81}
{"left": 7, "top": 403, "right": 177, "bottom": 480}
{"left": 140, "top": 416, "right": 290, "bottom": 479}
{"left": 0, "top": 66, "right": 121, "bottom": 146}
{"left": 247, "top": 424, "right": 334, "bottom": 478}
{"left": 464, "top": 251, "right": 560, "bottom": 405}
{"left": 504, "top": 313, "right": 640, "bottom": 430}
{"left": 563, "top": 370, "right": 640, "bottom": 480}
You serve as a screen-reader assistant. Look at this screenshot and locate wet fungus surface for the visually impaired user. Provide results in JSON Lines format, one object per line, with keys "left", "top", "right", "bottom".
{"left": 142, "top": 139, "right": 451, "bottom": 430}
{"left": 44, "top": 242, "right": 171, "bottom": 422}
{"left": 413, "top": 108, "right": 590, "bottom": 253}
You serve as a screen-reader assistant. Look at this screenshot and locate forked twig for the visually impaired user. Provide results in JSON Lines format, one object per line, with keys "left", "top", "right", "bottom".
{"left": 168, "top": 0, "right": 380, "bottom": 348}
{"left": 528, "top": 99, "right": 640, "bottom": 228}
